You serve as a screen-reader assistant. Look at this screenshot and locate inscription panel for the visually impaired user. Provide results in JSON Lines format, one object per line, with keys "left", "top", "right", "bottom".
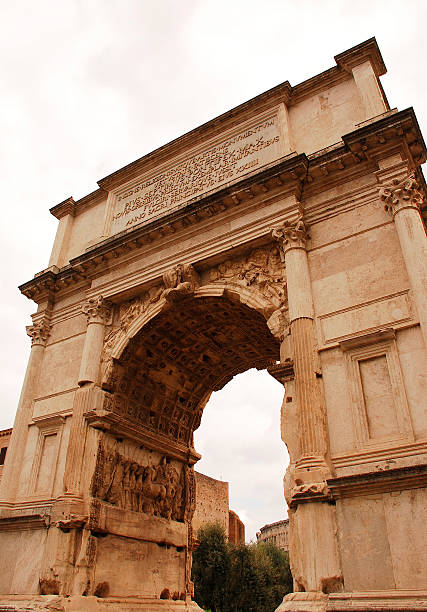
{"left": 108, "top": 106, "right": 286, "bottom": 235}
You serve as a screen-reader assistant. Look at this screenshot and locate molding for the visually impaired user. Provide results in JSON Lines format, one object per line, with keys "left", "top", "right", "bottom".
{"left": 267, "top": 359, "right": 295, "bottom": 384}
{"left": 317, "top": 291, "right": 414, "bottom": 347}
{"left": 328, "top": 464, "right": 427, "bottom": 498}
{"left": 332, "top": 440, "right": 427, "bottom": 471}
{"left": 0, "top": 513, "right": 50, "bottom": 531}
{"left": 328, "top": 590, "right": 427, "bottom": 611}
{"left": 334, "top": 36, "right": 387, "bottom": 77}
{"left": 85, "top": 410, "right": 201, "bottom": 466}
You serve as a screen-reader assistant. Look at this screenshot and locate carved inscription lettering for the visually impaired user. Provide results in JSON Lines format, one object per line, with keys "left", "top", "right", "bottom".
{"left": 110, "top": 113, "right": 282, "bottom": 234}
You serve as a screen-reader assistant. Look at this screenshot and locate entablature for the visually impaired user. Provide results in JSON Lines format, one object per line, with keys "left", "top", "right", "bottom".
{"left": 21, "top": 108, "right": 426, "bottom": 306}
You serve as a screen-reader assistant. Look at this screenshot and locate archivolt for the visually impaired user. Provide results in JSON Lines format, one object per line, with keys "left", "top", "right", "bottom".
{"left": 100, "top": 285, "right": 282, "bottom": 446}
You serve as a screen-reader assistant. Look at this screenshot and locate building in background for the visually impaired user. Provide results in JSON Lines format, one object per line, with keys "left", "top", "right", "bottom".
{"left": 228, "top": 510, "right": 245, "bottom": 545}
{"left": 257, "top": 519, "right": 289, "bottom": 553}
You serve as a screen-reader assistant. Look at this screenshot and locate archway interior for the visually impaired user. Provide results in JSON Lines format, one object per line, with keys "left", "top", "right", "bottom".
{"left": 105, "top": 295, "right": 280, "bottom": 447}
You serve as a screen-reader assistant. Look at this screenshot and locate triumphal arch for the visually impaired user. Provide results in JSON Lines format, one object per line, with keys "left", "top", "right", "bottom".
{"left": 1, "top": 39, "right": 426, "bottom": 611}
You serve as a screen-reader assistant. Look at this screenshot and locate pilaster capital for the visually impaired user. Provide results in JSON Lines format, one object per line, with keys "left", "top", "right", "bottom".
{"left": 26, "top": 318, "right": 51, "bottom": 347}
{"left": 379, "top": 174, "right": 424, "bottom": 218}
{"left": 82, "top": 296, "right": 112, "bottom": 325}
{"left": 271, "top": 214, "right": 308, "bottom": 255}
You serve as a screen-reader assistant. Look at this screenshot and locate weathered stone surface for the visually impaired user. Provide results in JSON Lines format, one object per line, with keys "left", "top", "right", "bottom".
{"left": 1, "top": 38, "right": 427, "bottom": 611}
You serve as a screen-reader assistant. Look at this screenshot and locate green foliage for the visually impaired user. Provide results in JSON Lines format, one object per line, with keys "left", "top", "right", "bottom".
{"left": 192, "top": 524, "right": 293, "bottom": 612}
{"left": 192, "top": 523, "right": 230, "bottom": 612}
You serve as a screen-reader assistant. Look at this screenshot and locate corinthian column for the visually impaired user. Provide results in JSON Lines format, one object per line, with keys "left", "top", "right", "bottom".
{"left": 272, "top": 216, "right": 329, "bottom": 484}
{"left": 78, "top": 296, "right": 112, "bottom": 386}
{"left": 272, "top": 215, "right": 342, "bottom": 599}
{"left": 380, "top": 175, "right": 427, "bottom": 349}
{"left": 0, "top": 317, "right": 50, "bottom": 503}
{"left": 63, "top": 296, "right": 111, "bottom": 497}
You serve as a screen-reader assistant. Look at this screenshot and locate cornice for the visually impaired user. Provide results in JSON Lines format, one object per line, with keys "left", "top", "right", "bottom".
{"left": 49, "top": 197, "right": 75, "bottom": 220}
{"left": 0, "top": 428, "right": 12, "bottom": 438}
{"left": 71, "top": 153, "right": 308, "bottom": 269}
{"left": 302, "top": 108, "right": 427, "bottom": 197}
{"left": 334, "top": 36, "right": 386, "bottom": 77}
{"left": 19, "top": 266, "right": 88, "bottom": 303}
{"left": 73, "top": 187, "right": 108, "bottom": 214}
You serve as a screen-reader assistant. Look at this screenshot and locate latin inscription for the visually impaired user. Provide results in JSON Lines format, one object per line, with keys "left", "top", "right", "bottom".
{"left": 110, "top": 111, "right": 283, "bottom": 234}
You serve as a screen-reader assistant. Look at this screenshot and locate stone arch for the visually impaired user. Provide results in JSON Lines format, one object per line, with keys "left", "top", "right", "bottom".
{"left": 101, "top": 289, "right": 282, "bottom": 448}
{"left": 101, "top": 245, "right": 289, "bottom": 390}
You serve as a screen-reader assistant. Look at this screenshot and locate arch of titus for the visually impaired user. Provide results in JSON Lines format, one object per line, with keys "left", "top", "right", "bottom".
{"left": 1, "top": 38, "right": 426, "bottom": 611}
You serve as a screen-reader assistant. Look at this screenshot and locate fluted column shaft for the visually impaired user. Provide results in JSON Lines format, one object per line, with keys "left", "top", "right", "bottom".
{"left": 380, "top": 175, "right": 427, "bottom": 349}
{"left": 0, "top": 318, "right": 50, "bottom": 503}
{"left": 273, "top": 216, "right": 328, "bottom": 475}
{"left": 63, "top": 296, "right": 111, "bottom": 497}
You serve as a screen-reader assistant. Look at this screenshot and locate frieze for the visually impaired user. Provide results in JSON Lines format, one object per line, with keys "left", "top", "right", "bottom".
{"left": 109, "top": 109, "right": 285, "bottom": 235}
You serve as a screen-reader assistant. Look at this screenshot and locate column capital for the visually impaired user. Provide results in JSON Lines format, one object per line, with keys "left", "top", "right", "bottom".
{"left": 82, "top": 296, "right": 112, "bottom": 325}
{"left": 26, "top": 318, "right": 50, "bottom": 347}
{"left": 379, "top": 174, "right": 424, "bottom": 218}
{"left": 272, "top": 214, "right": 309, "bottom": 255}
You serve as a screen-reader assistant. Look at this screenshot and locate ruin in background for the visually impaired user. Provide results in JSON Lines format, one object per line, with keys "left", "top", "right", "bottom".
{"left": 0, "top": 38, "right": 426, "bottom": 611}
{"left": 257, "top": 519, "right": 289, "bottom": 553}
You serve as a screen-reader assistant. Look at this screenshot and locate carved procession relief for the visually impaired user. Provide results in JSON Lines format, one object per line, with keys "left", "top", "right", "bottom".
{"left": 91, "top": 436, "right": 194, "bottom": 523}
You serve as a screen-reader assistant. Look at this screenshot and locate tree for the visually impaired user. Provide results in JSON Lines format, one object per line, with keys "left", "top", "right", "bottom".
{"left": 192, "top": 523, "right": 230, "bottom": 612}
{"left": 192, "top": 523, "right": 293, "bottom": 612}
{"left": 249, "top": 541, "right": 293, "bottom": 612}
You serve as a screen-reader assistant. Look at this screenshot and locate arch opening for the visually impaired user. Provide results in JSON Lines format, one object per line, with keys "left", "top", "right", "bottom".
{"left": 194, "top": 367, "right": 289, "bottom": 541}
{"left": 102, "top": 294, "right": 280, "bottom": 448}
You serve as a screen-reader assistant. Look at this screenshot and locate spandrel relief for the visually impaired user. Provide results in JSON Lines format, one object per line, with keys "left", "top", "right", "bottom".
{"left": 207, "top": 245, "right": 289, "bottom": 339}
{"left": 91, "top": 436, "right": 188, "bottom": 522}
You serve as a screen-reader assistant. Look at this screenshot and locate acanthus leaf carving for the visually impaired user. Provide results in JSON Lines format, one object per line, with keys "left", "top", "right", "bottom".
{"left": 379, "top": 174, "right": 424, "bottom": 217}
{"left": 271, "top": 213, "right": 308, "bottom": 254}
{"left": 26, "top": 317, "right": 51, "bottom": 347}
{"left": 82, "top": 296, "right": 113, "bottom": 325}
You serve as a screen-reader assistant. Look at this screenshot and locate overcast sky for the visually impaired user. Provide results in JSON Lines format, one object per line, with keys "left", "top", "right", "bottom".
{"left": 1, "top": 0, "right": 426, "bottom": 541}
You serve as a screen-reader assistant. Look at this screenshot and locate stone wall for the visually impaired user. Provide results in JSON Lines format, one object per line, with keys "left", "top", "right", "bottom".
{"left": 192, "top": 471, "right": 229, "bottom": 537}
{"left": 229, "top": 510, "right": 245, "bottom": 545}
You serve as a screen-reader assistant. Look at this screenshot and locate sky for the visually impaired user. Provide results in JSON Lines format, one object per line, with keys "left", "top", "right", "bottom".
{"left": 1, "top": 0, "right": 427, "bottom": 541}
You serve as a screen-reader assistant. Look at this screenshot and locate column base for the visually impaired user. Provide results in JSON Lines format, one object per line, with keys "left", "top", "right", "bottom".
{"left": 0, "top": 595, "right": 203, "bottom": 612}
{"left": 275, "top": 590, "right": 427, "bottom": 611}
